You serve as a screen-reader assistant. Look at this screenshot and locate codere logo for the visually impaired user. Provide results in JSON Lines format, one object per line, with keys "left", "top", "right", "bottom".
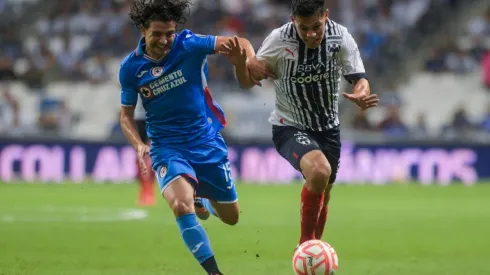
{"left": 291, "top": 72, "right": 332, "bottom": 84}
{"left": 291, "top": 62, "right": 331, "bottom": 84}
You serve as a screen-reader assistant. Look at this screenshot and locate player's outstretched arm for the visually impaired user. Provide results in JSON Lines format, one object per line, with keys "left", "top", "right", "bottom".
{"left": 216, "top": 36, "right": 275, "bottom": 89}
{"left": 246, "top": 57, "right": 276, "bottom": 87}
{"left": 342, "top": 78, "right": 379, "bottom": 110}
{"left": 120, "top": 106, "right": 150, "bottom": 175}
{"left": 217, "top": 36, "right": 260, "bottom": 88}
{"left": 340, "top": 27, "right": 379, "bottom": 110}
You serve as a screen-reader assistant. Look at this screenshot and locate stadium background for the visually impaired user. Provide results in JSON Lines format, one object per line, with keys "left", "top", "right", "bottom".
{"left": 1, "top": 0, "right": 490, "bottom": 274}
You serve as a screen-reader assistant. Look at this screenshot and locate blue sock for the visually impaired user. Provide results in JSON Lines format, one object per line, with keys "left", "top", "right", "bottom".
{"left": 201, "top": 198, "right": 218, "bottom": 217}
{"left": 176, "top": 213, "right": 214, "bottom": 264}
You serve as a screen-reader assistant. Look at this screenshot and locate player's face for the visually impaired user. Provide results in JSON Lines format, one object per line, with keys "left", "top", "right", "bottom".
{"left": 142, "top": 20, "right": 176, "bottom": 59}
{"left": 292, "top": 10, "right": 328, "bottom": 49}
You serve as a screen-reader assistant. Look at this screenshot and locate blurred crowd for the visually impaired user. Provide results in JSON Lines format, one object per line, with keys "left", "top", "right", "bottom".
{"left": 0, "top": 0, "right": 433, "bottom": 86}
{"left": 424, "top": 7, "right": 490, "bottom": 82}
{"left": 350, "top": 102, "right": 490, "bottom": 139}
{"left": 0, "top": 0, "right": 487, "bottom": 140}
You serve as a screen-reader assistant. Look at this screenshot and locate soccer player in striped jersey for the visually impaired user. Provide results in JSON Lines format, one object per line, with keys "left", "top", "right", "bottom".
{"left": 240, "top": 0, "right": 379, "bottom": 247}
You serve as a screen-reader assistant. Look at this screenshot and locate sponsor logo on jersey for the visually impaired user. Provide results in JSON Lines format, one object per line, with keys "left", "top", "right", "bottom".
{"left": 297, "top": 62, "right": 326, "bottom": 73}
{"left": 138, "top": 69, "right": 188, "bottom": 98}
{"left": 139, "top": 86, "right": 153, "bottom": 98}
{"left": 290, "top": 61, "right": 335, "bottom": 84}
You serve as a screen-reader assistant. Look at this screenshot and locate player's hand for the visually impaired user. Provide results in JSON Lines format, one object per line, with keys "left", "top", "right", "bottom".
{"left": 343, "top": 91, "right": 379, "bottom": 110}
{"left": 136, "top": 143, "right": 150, "bottom": 175}
{"left": 246, "top": 57, "right": 276, "bottom": 83}
{"left": 219, "top": 36, "right": 247, "bottom": 66}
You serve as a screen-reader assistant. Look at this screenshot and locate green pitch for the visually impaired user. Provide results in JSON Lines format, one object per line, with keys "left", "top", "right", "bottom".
{"left": 1, "top": 182, "right": 490, "bottom": 275}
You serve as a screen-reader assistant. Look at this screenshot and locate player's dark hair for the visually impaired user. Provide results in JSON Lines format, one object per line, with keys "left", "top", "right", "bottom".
{"left": 291, "top": 0, "right": 325, "bottom": 17}
{"left": 129, "top": 0, "right": 192, "bottom": 29}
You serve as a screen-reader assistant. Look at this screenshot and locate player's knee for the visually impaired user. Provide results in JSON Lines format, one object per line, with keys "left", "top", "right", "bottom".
{"left": 306, "top": 162, "right": 331, "bottom": 191}
{"left": 170, "top": 199, "right": 194, "bottom": 217}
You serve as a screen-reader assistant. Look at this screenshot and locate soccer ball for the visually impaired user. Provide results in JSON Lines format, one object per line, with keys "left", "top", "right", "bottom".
{"left": 292, "top": 240, "right": 339, "bottom": 275}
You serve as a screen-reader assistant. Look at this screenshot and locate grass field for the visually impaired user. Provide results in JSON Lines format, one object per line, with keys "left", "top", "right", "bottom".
{"left": 1, "top": 182, "right": 490, "bottom": 275}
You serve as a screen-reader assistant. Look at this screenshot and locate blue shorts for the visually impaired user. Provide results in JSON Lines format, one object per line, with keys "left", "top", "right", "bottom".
{"left": 150, "top": 134, "right": 237, "bottom": 203}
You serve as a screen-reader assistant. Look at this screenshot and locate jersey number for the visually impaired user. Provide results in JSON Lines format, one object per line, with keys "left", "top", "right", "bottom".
{"left": 222, "top": 161, "right": 233, "bottom": 183}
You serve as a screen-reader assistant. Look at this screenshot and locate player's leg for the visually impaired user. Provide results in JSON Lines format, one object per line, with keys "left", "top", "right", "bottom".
{"left": 135, "top": 119, "right": 155, "bottom": 206}
{"left": 210, "top": 200, "right": 239, "bottom": 226}
{"left": 298, "top": 150, "right": 332, "bottom": 244}
{"left": 196, "top": 196, "right": 240, "bottom": 226}
{"left": 315, "top": 184, "right": 332, "bottom": 239}
{"left": 272, "top": 125, "right": 330, "bottom": 245}
{"left": 155, "top": 158, "right": 224, "bottom": 275}
{"left": 193, "top": 135, "right": 240, "bottom": 226}
{"left": 314, "top": 128, "right": 341, "bottom": 239}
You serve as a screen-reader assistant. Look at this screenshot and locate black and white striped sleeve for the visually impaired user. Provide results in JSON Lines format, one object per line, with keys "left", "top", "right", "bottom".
{"left": 340, "top": 28, "right": 366, "bottom": 83}
{"left": 256, "top": 29, "right": 282, "bottom": 71}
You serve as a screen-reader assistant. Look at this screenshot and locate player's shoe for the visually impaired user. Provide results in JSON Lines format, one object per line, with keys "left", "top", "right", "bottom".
{"left": 194, "top": 197, "right": 210, "bottom": 220}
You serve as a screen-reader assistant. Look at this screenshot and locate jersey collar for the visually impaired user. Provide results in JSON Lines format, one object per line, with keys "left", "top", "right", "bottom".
{"left": 135, "top": 37, "right": 177, "bottom": 63}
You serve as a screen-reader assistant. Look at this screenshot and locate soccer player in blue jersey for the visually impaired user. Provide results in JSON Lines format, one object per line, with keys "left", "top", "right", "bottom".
{"left": 119, "top": 1, "right": 265, "bottom": 274}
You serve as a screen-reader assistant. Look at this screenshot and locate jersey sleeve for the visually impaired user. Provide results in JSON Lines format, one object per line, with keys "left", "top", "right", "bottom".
{"left": 182, "top": 31, "right": 217, "bottom": 56}
{"left": 256, "top": 29, "right": 283, "bottom": 70}
{"left": 119, "top": 62, "right": 138, "bottom": 107}
{"left": 340, "top": 28, "right": 366, "bottom": 82}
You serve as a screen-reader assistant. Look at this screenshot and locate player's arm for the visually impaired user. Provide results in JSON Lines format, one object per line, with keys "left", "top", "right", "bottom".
{"left": 120, "top": 105, "right": 150, "bottom": 175}
{"left": 215, "top": 36, "right": 257, "bottom": 88}
{"left": 119, "top": 66, "right": 150, "bottom": 174}
{"left": 235, "top": 30, "right": 281, "bottom": 89}
{"left": 215, "top": 36, "right": 256, "bottom": 63}
{"left": 183, "top": 32, "right": 274, "bottom": 88}
{"left": 340, "top": 29, "right": 379, "bottom": 110}
{"left": 241, "top": 58, "right": 274, "bottom": 89}
{"left": 120, "top": 106, "right": 142, "bottom": 148}
{"left": 215, "top": 36, "right": 270, "bottom": 88}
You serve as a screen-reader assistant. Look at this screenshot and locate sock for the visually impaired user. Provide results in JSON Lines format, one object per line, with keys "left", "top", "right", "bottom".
{"left": 315, "top": 204, "right": 328, "bottom": 239}
{"left": 201, "top": 256, "right": 223, "bottom": 275}
{"left": 142, "top": 156, "right": 155, "bottom": 187}
{"left": 176, "top": 213, "right": 219, "bottom": 273}
{"left": 201, "top": 198, "right": 218, "bottom": 217}
{"left": 137, "top": 159, "right": 144, "bottom": 189}
{"left": 299, "top": 185, "right": 324, "bottom": 244}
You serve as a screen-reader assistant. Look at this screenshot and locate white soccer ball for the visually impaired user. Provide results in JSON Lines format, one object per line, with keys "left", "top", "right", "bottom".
{"left": 292, "top": 240, "right": 339, "bottom": 275}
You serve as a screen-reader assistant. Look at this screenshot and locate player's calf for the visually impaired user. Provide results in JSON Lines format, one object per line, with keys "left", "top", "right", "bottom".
{"left": 163, "top": 178, "right": 223, "bottom": 274}
{"left": 315, "top": 184, "right": 334, "bottom": 240}
{"left": 211, "top": 200, "right": 240, "bottom": 226}
{"left": 298, "top": 150, "right": 332, "bottom": 244}
{"left": 195, "top": 197, "right": 239, "bottom": 226}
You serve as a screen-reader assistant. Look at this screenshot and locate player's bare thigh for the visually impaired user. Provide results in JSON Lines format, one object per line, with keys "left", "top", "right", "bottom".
{"left": 300, "top": 150, "right": 332, "bottom": 194}
{"left": 162, "top": 177, "right": 195, "bottom": 217}
{"left": 210, "top": 200, "right": 240, "bottom": 226}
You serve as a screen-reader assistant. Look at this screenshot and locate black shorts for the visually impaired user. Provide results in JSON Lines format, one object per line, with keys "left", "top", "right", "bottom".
{"left": 136, "top": 119, "right": 149, "bottom": 144}
{"left": 272, "top": 125, "right": 341, "bottom": 184}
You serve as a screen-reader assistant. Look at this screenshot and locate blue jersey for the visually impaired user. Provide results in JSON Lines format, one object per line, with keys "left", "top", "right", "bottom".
{"left": 119, "top": 29, "right": 227, "bottom": 147}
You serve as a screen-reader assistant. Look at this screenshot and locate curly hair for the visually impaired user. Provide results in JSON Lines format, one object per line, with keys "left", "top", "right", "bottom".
{"left": 291, "top": 0, "right": 325, "bottom": 17}
{"left": 129, "top": 0, "right": 192, "bottom": 29}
